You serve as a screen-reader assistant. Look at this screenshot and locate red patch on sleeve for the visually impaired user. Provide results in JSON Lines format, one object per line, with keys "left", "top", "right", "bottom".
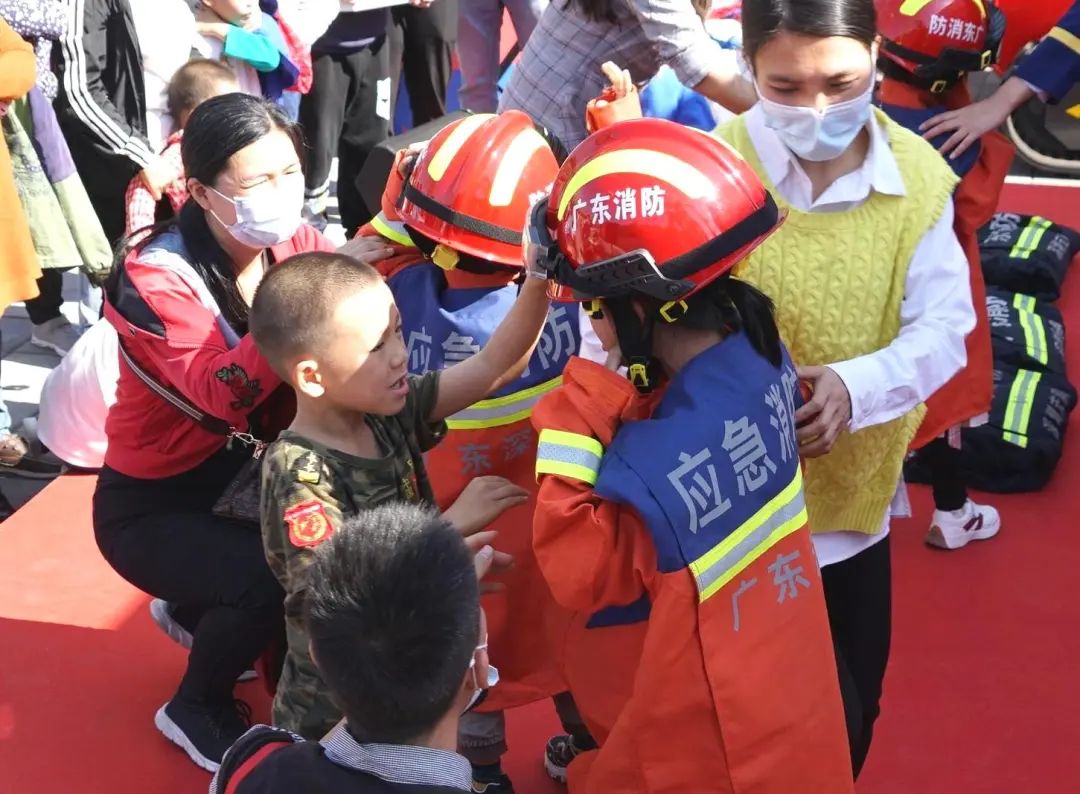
{"left": 284, "top": 501, "right": 333, "bottom": 548}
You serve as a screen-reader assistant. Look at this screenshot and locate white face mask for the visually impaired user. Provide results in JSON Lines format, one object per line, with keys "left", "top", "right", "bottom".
{"left": 208, "top": 174, "right": 304, "bottom": 249}
{"left": 757, "top": 71, "right": 875, "bottom": 163}
{"left": 463, "top": 642, "right": 500, "bottom": 714}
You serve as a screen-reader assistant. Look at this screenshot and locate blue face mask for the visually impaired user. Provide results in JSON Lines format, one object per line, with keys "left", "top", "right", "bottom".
{"left": 757, "top": 72, "right": 875, "bottom": 163}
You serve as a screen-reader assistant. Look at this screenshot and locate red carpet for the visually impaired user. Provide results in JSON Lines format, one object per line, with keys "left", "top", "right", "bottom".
{"left": 1, "top": 181, "right": 1078, "bottom": 792}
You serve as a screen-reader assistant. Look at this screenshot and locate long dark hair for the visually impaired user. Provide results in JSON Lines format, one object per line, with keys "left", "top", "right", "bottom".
{"left": 114, "top": 93, "right": 303, "bottom": 333}
{"left": 741, "top": 0, "right": 876, "bottom": 65}
{"left": 644, "top": 274, "right": 783, "bottom": 367}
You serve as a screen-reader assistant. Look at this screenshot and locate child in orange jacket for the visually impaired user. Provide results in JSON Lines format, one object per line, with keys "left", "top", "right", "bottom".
{"left": 527, "top": 117, "right": 853, "bottom": 793}
{"left": 876, "top": 0, "right": 1014, "bottom": 550}
{"left": 357, "top": 111, "right": 591, "bottom": 793}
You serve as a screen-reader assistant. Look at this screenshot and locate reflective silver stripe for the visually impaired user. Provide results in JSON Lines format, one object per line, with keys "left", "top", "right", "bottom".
{"left": 446, "top": 377, "right": 561, "bottom": 429}
{"left": 692, "top": 483, "right": 806, "bottom": 602}
{"left": 535, "top": 441, "right": 603, "bottom": 474}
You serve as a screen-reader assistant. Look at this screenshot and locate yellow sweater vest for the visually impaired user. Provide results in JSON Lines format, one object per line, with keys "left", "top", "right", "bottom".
{"left": 716, "top": 110, "right": 959, "bottom": 534}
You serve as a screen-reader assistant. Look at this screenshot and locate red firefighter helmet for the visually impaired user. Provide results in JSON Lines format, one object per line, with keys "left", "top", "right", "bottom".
{"left": 876, "top": 0, "right": 1005, "bottom": 93}
{"left": 527, "top": 118, "right": 782, "bottom": 307}
{"left": 398, "top": 110, "right": 558, "bottom": 269}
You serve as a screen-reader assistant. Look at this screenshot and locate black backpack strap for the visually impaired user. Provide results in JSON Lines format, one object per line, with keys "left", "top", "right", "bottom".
{"left": 213, "top": 726, "right": 300, "bottom": 794}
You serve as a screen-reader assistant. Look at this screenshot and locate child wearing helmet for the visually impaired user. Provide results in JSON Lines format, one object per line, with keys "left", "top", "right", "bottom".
{"left": 527, "top": 117, "right": 853, "bottom": 793}
{"left": 876, "top": 0, "right": 1013, "bottom": 550}
{"left": 355, "top": 110, "right": 591, "bottom": 793}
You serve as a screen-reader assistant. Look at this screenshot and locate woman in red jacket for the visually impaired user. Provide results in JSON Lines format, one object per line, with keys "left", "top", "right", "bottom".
{"left": 92, "top": 93, "right": 339, "bottom": 772}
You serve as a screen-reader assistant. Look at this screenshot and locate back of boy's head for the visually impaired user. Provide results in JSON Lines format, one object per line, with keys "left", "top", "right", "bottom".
{"left": 250, "top": 251, "right": 382, "bottom": 380}
{"left": 167, "top": 58, "right": 240, "bottom": 125}
{"left": 305, "top": 503, "right": 480, "bottom": 743}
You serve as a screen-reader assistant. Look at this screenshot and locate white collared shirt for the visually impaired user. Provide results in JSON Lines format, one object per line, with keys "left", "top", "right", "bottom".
{"left": 743, "top": 104, "right": 976, "bottom": 566}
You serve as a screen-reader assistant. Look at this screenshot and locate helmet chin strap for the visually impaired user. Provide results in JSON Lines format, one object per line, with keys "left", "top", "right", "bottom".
{"left": 606, "top": 297, "right": 662, "bottom": 394}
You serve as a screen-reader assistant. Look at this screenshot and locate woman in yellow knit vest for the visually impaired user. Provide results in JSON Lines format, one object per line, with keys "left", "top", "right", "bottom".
{"left": 712, "top": 0, "right": 977, "bottom": 778}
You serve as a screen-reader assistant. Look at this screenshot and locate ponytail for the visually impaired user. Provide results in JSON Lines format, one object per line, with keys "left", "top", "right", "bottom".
{"left": 659, "top": 275, "right": 783, "bottom": 367}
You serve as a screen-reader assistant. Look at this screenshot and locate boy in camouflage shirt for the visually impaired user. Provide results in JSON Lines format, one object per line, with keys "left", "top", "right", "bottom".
{"left": 250, "top": 251, "right": 549, "bottom": 739}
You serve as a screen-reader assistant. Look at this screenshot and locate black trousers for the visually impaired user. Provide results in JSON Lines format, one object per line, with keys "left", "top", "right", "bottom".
{"left": 300, "top": 39, "right": 391, "bottom": 236}
{"left": 93, "top": 445, "right": 284, "bottom": 707}
{"left": 822, "top": 535, "right": 892, "bottom": 778}
{"left": 920, "top": 436, "right": 968, "bottom": 512}
{"left": 388, "top": 0, "right": 458, "bottom": 125}
{"left": 25, "top": 269, "right": 64, "bottom": 325}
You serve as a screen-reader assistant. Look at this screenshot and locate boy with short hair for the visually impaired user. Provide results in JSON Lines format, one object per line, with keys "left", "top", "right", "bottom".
{"left": 123, "top": 59, "right": 240, "bottom": 236}
{"left": 250, "top": 251, "right": 548, "bottom": 741}
{"left": 210, "top": 502, "right": 492, "bottom": 793}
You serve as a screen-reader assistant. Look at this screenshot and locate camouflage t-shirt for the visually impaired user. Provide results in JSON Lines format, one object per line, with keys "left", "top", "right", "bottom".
{"left": 259, "top": 371, "right": 445, "bottom": 737}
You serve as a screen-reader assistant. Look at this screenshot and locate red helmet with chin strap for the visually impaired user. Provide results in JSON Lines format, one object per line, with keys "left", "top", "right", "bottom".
{"left": 399, "top": 110, "right": 559, "bottom": 271}
{"left": 876, "top": 0, "right": 1005, "bottom": 94}
{"left": 526, "top": 118, "right": 783, "bottom": 391}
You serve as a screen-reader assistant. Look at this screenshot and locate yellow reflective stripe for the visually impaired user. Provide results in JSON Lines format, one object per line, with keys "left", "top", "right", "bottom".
{"left": 489, "top": 128, "right": 547, "bottom": 207}
{"left": 1049, "top": 25, "right": 1080, "bottom": 57}
{"left": 427, "top": 114, "right": 497, "bottom": 181}
{"left": 556, "top": 150, "right": 714, "bottom": 221}
{"left": 899, "top": 0, "right": 936, "bottom": 15}
{"left": 1002, "top": 369, "right": 1042, "bottom": 448}
{"left": 1009, "top": 217, "right": 1052, "bottom": 260}
{"left": 446, "top": 376, "right": 562, "bottom": 430}
{"left": 369, "top": 212, "right": 415, "bottom": 248}
{"left": 1013, "top": 294, "right": 1048, "bottom": 365}
{"left": 535, "top": 428, "right": 604, "bottom": 485}
{"left": 690, "top": 469, "right": 807, "bottom": 603}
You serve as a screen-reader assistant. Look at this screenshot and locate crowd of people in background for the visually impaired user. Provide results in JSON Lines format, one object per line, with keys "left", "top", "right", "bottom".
{"left": 1, "top": 0, "right": 1078, "bottom": 792}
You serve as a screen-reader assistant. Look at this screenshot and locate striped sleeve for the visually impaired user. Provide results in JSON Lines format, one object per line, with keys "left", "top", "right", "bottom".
{"left": 58, "top": 0, "right": 155, "bottom": 168}
{"left": 1015, "top": 1, "right": 1080, "bottom": 102}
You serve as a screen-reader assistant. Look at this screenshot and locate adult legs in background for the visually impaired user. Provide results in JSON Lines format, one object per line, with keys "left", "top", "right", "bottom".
{"left": 27, "top": 269, "right": 81, "bottom": 356}
{"left": 337, "top": 37, "right": 392, "bottom": 236}
{"left": 300, "top": 52, "right": 349, "bottom": 226}
{"left": 457, "top": 0, "right": 504, "bottom": 113}
{"left": 821, "top": 536, "right": 892, "bottom": 778}
{"left": 922, "top": 435, "right": 1001, "bottom": 550}
{"left": 389, "top": 0, "right": 459, "bottom": 125}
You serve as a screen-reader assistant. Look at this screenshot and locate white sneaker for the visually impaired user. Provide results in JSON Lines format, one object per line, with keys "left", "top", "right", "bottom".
{"left": 926, "top": 500, "right": 1001, "bottom": 550}
{"left": 30, "top": 316, "right": 82, "bottom": 356}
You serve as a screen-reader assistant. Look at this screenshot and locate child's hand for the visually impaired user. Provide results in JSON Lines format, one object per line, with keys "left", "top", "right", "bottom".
{"left": 443, "top": 476, "right": 529, "bottom": 536}
{"left": 195, "top": 21, "right": 231, "bottom": 40}
{"left": 338, "top": 235, "right": 396, "bottom": 264}
{"left": 396, "top": 141, "right": 429, "bottom": 177}
{"left": 599, "top": 61, "right": 634, "bottom": 103}
{"left": 467, "top": 530, "right": 515, "bottom": 594}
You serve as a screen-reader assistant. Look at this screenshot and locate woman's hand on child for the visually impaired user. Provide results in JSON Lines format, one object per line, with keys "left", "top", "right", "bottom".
{"left": 467, "top": 530, "right": 515, "bottom": 594}
{"left": 919, "top": 77, "right": 1034, "bottom": 159}
{"left": 444, "top": 475, "right": 530, "bottom": 537}
{"left": 793, "top": 365, "right": 851, "bottom": 458}
{"left": 139, "top": 154, "right": 178, "bottom": 202}
{"left": 338, "top": 235, "right": 396, "bottom": 264}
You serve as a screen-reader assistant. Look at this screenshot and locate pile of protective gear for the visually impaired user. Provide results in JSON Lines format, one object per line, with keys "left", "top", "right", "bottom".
{"left": 908, "top": 214, "right": 1079, "bottom": 492}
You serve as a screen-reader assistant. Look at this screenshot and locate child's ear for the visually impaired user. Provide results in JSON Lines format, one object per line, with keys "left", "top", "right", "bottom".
{"left": 187, "top": 178, "right": 211, "bottom": 211}
{"left": 295, "top": 359, "right": 325, "bottom": 398}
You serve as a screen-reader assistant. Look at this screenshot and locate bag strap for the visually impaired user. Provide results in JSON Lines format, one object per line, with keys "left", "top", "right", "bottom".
{"left": 117, "top": 341, "right": 250, "bottom": 441}
{"left": 215, "top": 726, "right": 298, "bottom": 794}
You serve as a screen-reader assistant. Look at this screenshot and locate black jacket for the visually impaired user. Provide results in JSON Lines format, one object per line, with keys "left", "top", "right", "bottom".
{"left": 52, "top": 0, "right": 153, "bottom": 195}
